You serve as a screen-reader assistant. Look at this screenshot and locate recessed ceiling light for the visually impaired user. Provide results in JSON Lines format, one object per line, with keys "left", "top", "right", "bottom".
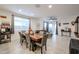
{"left": 48, "top": 5, "right": 52, "bottom": 8}
{"left": 18, "top": 10, "right": 22, "bottom": 12}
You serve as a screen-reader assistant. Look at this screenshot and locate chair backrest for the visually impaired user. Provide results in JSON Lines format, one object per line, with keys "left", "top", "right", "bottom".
{"left": 18, "top": 32, "right": 22, "bottom": 38}
{"left": 25, "top": 34, "right": 32, "bottom": 47}
{"left": 25, "top": 34, "right": 30, "bottom": 41}
{"left": 19, "top": 32, "right": 26, "bottom": 39}
{"left": 41, "top": 34, "right": 48, "bottom": 46}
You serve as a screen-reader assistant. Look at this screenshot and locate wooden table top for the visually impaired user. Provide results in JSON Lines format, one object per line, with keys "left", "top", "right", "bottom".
{"left": 30, "top": 34, "right": 43, "bottom": 41}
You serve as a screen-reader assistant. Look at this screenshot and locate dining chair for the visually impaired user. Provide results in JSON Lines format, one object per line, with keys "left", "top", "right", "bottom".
{"left": 18, "top": 32, "right": 26, "bottom": 45}
{"left": 25, "top": 34, "right": 32, "bottom": 50}
{"left": 34, "top": 34, "right": 48, "bottom": 54}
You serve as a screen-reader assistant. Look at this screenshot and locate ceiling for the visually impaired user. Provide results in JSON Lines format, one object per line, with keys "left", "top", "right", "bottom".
{"left": 0, "top": 4, "right": 79, "bottom": 17}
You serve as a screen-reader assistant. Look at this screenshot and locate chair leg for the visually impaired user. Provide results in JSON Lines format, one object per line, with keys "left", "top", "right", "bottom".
{"left": 20, "top": 39, "right": 23, "bottom": 45}
{"left": 35, "top": 45, "right": 37, "bottom": 50}
{"left": 25, "top": 39, "right": 28, "bottom": 48}
{"left": 29, "top": 41, "right": 32, "bottom": 51}
{"left": 45, "top": 45, "right": 47, "bottom": 51}
{"left": 41, "top": 47, "right": 43, "bottom": 54}
{"left": 20, "top": 40, "right": 22, "bottom": 45}
{"left": 26, "top": 42, "right": 28, "bottom": 48}
{"left": 29, "top": 44, "right": 31, "bottom": 51}
{"left": 32, "top": 44, "right": 35, "bottom": 52}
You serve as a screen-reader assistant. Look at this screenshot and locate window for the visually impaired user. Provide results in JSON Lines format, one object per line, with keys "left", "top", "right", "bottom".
{"left": 14, "top": 16, "right": 29, "bottom": 32}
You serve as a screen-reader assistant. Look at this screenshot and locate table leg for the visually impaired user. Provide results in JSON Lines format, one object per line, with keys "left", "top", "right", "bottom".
{"left": 69, "top": 32, "right": 71, "bottom": 37}
{"left": 61, "top": 32, "right": 63, "bottom": 36}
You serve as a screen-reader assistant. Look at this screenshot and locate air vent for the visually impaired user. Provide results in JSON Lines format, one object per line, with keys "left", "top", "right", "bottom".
{"left": 35, "top": 4, "right": 40, "bottom": 8}
{"left": 47, "top": 16, "right": 57, "bottom": 20}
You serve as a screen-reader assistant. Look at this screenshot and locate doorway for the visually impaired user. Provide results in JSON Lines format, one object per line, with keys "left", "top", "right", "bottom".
{"left": 43, "top": 20, "right": 58, "bottom": 35}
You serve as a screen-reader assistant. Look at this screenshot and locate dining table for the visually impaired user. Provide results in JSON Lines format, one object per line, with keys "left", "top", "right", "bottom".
{"left": 22, "top": 31, "right": 45, "bottom": 51}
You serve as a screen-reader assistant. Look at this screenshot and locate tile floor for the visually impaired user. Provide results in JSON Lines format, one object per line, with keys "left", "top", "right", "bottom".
{"left": 0, "top": 32, "right": 76, "bottom": 54}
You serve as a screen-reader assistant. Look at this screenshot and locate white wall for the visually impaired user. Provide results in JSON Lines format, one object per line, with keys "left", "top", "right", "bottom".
{"left": 31, "top": 18, "right": 42, "bottom": 31}
{"left": 57, "top": 16, "right": 77, "bottom": 37}
{"left": 38, "top": 16, "right": 78, "bottom": 37}
{"left": 0, "top": 10, "right": 12, "bottom": 25}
